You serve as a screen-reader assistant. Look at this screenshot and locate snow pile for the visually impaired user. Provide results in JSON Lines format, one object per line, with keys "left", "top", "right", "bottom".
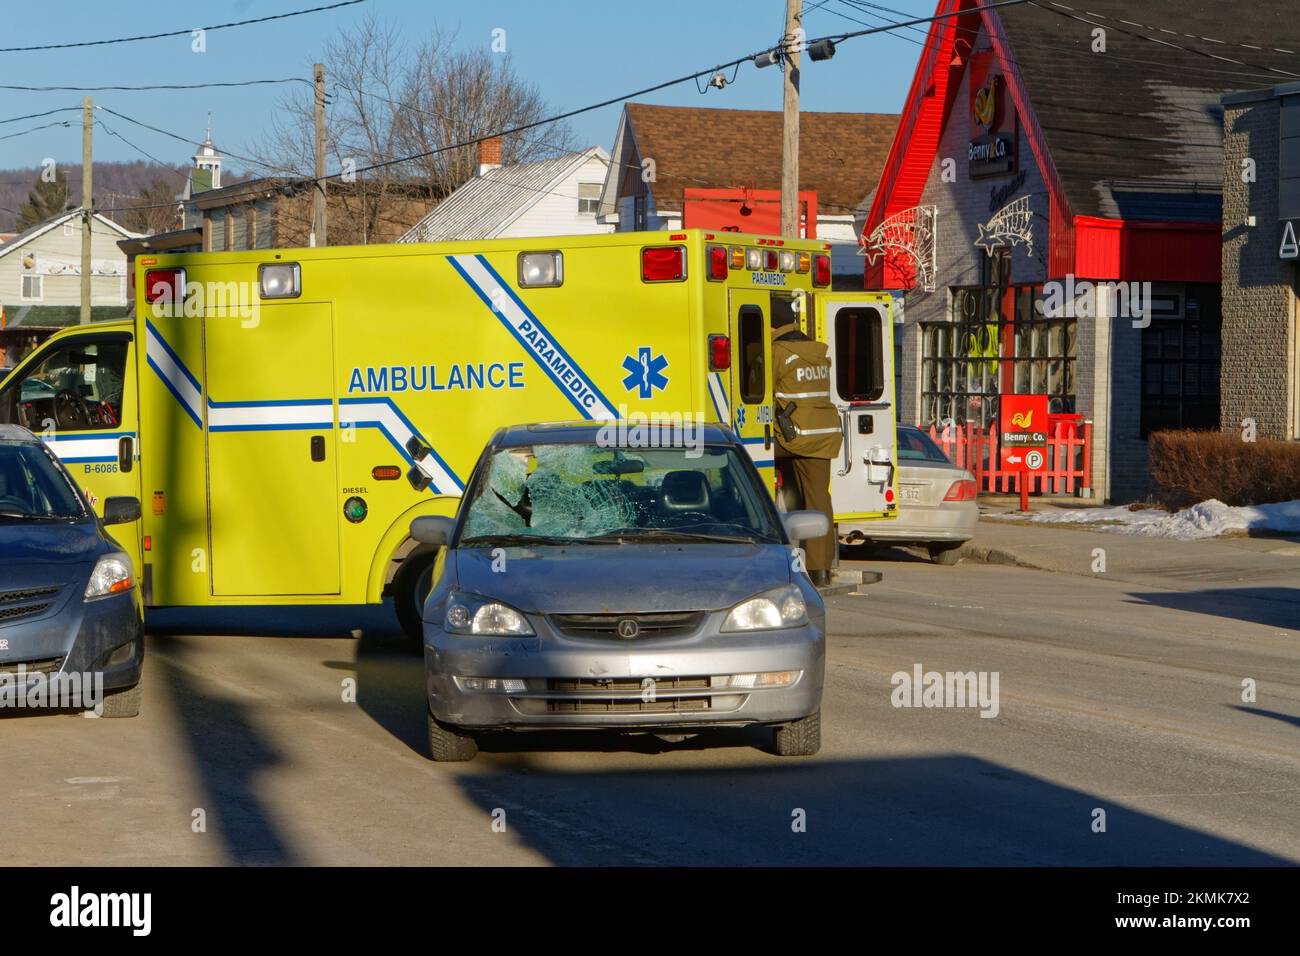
{"left": 1001, "top": 498, "right": 1300, "bottom": 541}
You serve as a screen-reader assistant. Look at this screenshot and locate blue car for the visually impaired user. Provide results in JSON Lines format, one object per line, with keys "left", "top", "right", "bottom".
{"left": 410, "top": 421, "right": 830, "bottom": 761}
{"left": 0, "top": 425, "right": 144, "bottom": 717}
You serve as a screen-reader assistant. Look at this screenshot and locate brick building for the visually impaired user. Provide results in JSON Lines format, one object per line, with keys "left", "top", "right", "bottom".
{"left": 862, "top": 0, "right": 1295, "bottom": 501}
{"left": 1220, "top": 82, "right": 1300, "bottom": 440}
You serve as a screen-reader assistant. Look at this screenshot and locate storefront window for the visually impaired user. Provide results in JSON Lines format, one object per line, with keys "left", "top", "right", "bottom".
{"left": 1139, "top": 284, "right": 1221, "bottom": 436}
{"left": 920, "top": 279, "right": 1076, "bottom": 429}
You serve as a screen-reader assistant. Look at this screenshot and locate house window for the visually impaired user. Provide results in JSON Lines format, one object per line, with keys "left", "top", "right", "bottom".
{"left": 1139, "top": 284, "right": 1221, "bottom": 436}
{"left": 633, "top": 194, "right": 648, "bottom": 231}
{"left": 63, "top": 221, "right": 75, "bottom": 237}
{"left": 20, "top": 274, "right": 42, "bottom": 301}
{"left": 920, "top": 283, "right": 1076, "bottom": 429}
{"left": 577, "top": 183, "right": 600, "bottom": 216}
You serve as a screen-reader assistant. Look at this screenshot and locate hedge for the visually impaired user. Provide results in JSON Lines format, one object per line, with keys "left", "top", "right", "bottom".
{"left": 1148, "top": 430, "right": 1300, "bottom": 510}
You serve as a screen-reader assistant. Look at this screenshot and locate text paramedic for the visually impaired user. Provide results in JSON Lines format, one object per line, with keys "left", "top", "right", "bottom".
{"left": 347, "top": 361, "right": 525, "bottom": 394}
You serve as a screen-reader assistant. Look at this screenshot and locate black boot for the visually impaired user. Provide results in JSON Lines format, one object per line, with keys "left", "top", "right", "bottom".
{"left": 810, "top": 569, "right": 833, "bottom": 588}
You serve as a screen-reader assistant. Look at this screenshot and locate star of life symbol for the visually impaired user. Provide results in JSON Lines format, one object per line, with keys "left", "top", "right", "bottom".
{"left": 860, "top": 204, "right": 938, "bottom": 293}
{"left": 975, "top": 195, "right": 1034, "bottom": 256}
{"left": 621, "top": 346, "right": 669, "bottom": 398}
{"left": 734, "top": 405, "right": 747, "bottom": 430}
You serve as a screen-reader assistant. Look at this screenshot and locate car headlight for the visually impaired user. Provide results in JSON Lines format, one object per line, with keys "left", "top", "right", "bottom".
{"left": 443, "top": 591, "right": 534, "bottom": 636}
{"left": 84, "top": 552, "right": 134, "bottom": 601}
{"left": 721, "top": 585, "right": 808, "bottom": 632}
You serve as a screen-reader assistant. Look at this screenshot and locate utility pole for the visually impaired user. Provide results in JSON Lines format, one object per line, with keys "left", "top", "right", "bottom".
{"left": 312, "top": 63, "right": 327, "bottom": 247}
{"left": 780, "top": 0, "right": 802, "bottom": 238}
{"left": 80, "top": 97, "right": 92, "bottom": 325}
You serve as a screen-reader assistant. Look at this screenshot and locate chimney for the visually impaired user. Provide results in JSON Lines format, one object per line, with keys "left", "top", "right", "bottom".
{"left": 477, "top": 137, "right": 503, "bottom": 176}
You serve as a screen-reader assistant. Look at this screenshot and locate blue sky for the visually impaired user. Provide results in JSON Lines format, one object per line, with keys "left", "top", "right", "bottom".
{"left": 0, "top": 0, "right": 933, "bottom": 174}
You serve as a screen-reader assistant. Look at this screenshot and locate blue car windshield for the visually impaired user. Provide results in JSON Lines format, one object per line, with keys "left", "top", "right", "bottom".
{"left": 0, "top": 443, "right": 87, "bottom": 520}
{"left": 460, "top": 443, "right": 782, "bottom": 544}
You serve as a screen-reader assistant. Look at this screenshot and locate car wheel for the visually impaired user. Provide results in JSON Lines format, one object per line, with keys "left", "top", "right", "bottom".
{"left": 427, "top": 710, "right": 479, "bottom": 762}
{"left": 928, "top": 544, "right": 962, "bottom": 565}
{"left": 394, "top": 551, "right": 437, "bottom": 645}
{"left": 771, "top": 710, "right": 821, "bottom": 757}
{"left": 99, "top": 682, "right": 142, "bottom": 718}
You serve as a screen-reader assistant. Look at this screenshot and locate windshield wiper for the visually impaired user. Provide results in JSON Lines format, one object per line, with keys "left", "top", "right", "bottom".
{"left": 458, "top": 533, "right": 587, "bottom": 547}
{"left": 0, "top": 510, "right": 72, "bottom": 521}
{"left": 586, "top": 528, "right": 772, "bottom": 544}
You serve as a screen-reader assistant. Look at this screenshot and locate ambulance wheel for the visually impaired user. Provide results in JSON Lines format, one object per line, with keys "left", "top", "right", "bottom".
{"left": 394, "top": 551, "right": 437, "bottom": 645}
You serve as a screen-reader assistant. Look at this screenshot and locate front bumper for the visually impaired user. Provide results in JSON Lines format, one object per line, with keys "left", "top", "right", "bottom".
{"left": 425, "top": 614, "right": 824, "bottom": 731}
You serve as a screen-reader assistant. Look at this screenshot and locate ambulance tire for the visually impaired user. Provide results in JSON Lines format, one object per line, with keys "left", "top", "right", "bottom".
{"left": 427, "top": 710, "right": 479, "bottom": 762}
{"left": 394, "top": 550, "right": 437, "bottom": 646}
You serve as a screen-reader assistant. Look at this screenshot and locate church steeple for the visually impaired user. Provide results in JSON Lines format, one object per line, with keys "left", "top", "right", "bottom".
{"left": 192, "top": 113, "right": 223, "bottom": 190}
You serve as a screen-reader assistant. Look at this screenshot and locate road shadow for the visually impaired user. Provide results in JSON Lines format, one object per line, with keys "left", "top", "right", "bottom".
{"left": 453, "top": 753, "right": 1296, "bottom": 866}
{"left": 1124, "top": 587, "right": 1300, "bottom": 631}
{"left": 840, "top": 543, "right": 933, "bottom": 565}
{"left": 147, "top": 602, "right": 404, "bottom": 640}
{"left": 1232, "top": 705, "right": 1300, "bottom": 730}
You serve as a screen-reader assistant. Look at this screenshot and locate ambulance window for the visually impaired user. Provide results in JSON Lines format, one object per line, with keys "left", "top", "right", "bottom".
{"left": 737, "top": 306, "right": 765, "bottom": 405}
{"left": 834, "top": 307, "right": 884, "bottom": 402}
{"left": 12, "top": 339, "right": 129, "bottom": 432}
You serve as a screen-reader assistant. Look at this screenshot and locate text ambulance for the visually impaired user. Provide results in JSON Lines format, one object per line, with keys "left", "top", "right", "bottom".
{"left": 0, "top": 231, "right": 896, "bottom": 639}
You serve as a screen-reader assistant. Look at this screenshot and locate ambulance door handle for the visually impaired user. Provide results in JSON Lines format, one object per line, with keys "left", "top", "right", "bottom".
{"left": 118, "top": 435, "right": 134, "bottom": 473}
{"left": 836, "top": 410, "right": 853, "bottom": 477}
{"left": 764, "top": 424, "right": 772, "bottom": 450}
{"left": 310, "top": 435, "right": 326, "bottom": 462}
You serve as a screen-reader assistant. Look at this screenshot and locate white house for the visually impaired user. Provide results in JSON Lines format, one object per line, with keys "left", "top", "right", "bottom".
{"left": 0, "top": 210, "right": 138, "bottom": 323}
{"left": 399, "top": 141, "right": 613, "bottom": 243}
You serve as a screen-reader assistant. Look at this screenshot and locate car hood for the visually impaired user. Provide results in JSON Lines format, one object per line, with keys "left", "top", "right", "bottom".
{"left": 0, "top": 520, "right": 102, "bottom": 568}
{"left": 451, "top": 541, "right": 793, "bottom": 614}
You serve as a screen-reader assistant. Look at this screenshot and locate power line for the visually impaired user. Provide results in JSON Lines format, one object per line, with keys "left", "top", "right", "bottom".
{"left": 0, "top": 78, "right": 309, "bottom": 93}
{"left": 0, "top": 119, "right": 75, "bottom": 142}
{"left": 94, "top": 105, "right": 296, "bottom": 177}
{"left": 0, "top": 106, "right": 83, "bottom": 127}
{"left": 0, "top": 0, "right": 370, "bottom": 53}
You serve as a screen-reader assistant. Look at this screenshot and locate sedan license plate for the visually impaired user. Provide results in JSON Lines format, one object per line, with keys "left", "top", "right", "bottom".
{"left": 900, "top": 485, "right": 922, "bottom": 503}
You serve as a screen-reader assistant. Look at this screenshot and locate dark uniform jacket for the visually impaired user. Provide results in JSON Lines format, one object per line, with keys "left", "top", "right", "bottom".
{"left": 772, "top": 326, "right": 843, "bottom": 459}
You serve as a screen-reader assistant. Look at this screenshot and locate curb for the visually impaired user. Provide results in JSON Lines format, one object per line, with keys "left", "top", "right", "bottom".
{"left": 956, "top": 542, "right": 1052, "bottom": 571}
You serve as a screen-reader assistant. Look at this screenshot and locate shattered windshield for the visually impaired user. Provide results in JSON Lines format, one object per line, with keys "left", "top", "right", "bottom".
{"left": 460, "top": 443, "right": 782, "bottom": 544}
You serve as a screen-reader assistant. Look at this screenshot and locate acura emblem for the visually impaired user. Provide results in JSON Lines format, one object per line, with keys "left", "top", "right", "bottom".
{"left": 616, "top": 618, "right": 640, "bottom": 639}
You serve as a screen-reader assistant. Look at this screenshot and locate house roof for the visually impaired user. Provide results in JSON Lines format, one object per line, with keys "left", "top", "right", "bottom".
{"left": 398, "top": 147, "right": 609, "bottom": 242}
{"left": 616, "top": 104, "right": 899, "bottom": 216}
{"left": 0, "top": 210, "right": 137, "bottom": 261}
{"left": 997, "top": 0, "right": 1300, "bottom": 219}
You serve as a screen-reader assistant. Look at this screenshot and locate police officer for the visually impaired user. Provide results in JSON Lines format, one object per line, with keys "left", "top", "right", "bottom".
{"left": 771, "top": 299, "right": 842, "bottom": 587}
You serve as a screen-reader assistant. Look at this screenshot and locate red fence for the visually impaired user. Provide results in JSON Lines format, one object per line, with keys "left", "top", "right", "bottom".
{"left": 926, "top": 421, "right": 1093, "bottom": 496}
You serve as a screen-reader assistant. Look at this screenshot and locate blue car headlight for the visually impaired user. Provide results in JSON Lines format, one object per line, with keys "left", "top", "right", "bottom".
{"left": 84, "top": 552, "right": 134, "bottom": 602}
{"left": 721, "top": 585, "right": 808, "bottom": 632}
{"left": 444, "top": 590, "right": 534, "bottom": 636}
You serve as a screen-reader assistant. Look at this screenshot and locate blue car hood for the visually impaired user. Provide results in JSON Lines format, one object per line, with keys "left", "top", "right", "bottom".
{"left": 452, "top": 542, "right": 794, "bottom": 614}
{"left": 0, "top": 521, "right": 102, "bottom": 568}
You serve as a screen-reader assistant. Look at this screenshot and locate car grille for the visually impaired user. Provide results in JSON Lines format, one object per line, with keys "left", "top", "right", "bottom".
{"left": 0, "top": 656, "right": 64, "bottom": 678}
{"left": 549, "top": 611, "right": 705, "bottom": 639}
{"left": 545, "top": 676, "right": 713, "bottom": 714}
{"left": 0, "top": 585, "right": 60, "bottom": 623}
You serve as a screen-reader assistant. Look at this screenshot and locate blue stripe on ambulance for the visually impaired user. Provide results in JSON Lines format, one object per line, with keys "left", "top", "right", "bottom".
{"left": 707, "top": 372, "right": 730, "bottom": 424}
{"left": 143, "top": 325, "right": 462, "bottom": 494}
{"left": 446, "top": 253, "right": 619, "bottom": 421}
{"left": 741, "top": 435, "right": 775, "bottom": 469}
{"left": 41, "top": 431, "right": 136, "bottom": 465}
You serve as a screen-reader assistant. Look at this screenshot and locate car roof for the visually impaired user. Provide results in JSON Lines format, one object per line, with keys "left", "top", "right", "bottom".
{"left": 0, "top": 424, "right": 38, "bottom": 444}
{"left": 493, "top": 420, "right": 741, "bottom": 448}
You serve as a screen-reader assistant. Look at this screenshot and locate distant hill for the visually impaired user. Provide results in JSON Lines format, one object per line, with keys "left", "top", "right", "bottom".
{"left": 0, "top": 159, "right": 251, "bottom": 234}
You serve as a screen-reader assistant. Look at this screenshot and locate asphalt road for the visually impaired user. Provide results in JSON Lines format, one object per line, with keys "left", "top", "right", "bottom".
{"left": 6, "top": 548, "right": 1298, "bottom": 866}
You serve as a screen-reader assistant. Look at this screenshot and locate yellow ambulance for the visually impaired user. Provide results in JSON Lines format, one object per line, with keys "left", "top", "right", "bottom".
{"left": 0, "top": 230, "right": 896, "bottom": 639}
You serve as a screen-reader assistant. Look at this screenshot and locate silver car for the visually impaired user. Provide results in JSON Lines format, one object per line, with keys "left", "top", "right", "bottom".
{"left": 842, "top": 424, "right": 978, "bottom": 564}
{"left": 412, "top": 422, "right": 829, "bottom": 761}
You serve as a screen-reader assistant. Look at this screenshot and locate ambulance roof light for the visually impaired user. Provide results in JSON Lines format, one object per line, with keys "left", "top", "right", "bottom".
{"left": 706, "top": 245, "right": 727, "bottom": 281}
{"left": 779, "top": 251, "right": 796, "bottom": 273}
{"left": 642, "top": 245, "right": 687, "bottom": 282}
{"left": 745, "top": 248, "right": 763, "bottom": 271}
{"left": 519, "top": 251, "right": 563, "bottom": 287}
{"left": 813, "top": 253, "right": 831, "bottom": 288}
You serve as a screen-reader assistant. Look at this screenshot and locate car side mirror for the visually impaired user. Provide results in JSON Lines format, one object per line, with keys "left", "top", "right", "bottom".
{"left": 783, "top": 509, "right": 830, "bottom": 543}
{"left": 410, "top": 515, "right": 456, "bottom": 546}
{"left": 102, "top": 496, "right": 141, "bottom": 525}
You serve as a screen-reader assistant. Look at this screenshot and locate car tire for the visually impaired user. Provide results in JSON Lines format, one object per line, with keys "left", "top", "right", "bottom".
{"left": 928, "top": 544, "right": 963, "bottom": 565}
{"left": 772, "top": 710, "right": 821, "bottom": 757}
{"left": 99, "top": 682, "right": 142, "bottom": 718}
{"left": 427, "top": 710, "right": 479, "bottom": 762}
{"left": 394, "top": 550, "right": 437, "bottom": 645}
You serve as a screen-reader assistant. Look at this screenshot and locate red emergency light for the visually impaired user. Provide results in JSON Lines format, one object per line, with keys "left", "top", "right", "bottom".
{"left": 144, "top": 268, "right": 185, "bottom": 304}
{"left": 642, "top": 246, "right": 687, "bottom": 282}
{"left": 813, "top": 254, "right": 831, "bottom": 287}
{"left": 706, "top": 245, "right": 728, "bottom": 281}
{"left": 708, "top": 333, "right": 731, "bottom": 371}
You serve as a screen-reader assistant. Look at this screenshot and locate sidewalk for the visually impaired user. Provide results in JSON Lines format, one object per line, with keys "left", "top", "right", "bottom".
{"left": 958, "top": 503, "right": 1300, "bottom": 609}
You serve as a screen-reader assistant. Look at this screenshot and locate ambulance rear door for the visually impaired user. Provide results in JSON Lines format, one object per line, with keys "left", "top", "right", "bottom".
{"left": 815, "top": 293, "right": 897, "bottom": 521}
{"left": 718, "top": 289, "right": 775, "bottom": 474}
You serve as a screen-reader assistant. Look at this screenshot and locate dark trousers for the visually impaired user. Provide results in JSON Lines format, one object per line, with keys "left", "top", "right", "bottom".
{"left": 776, "top": 453, "right": 835, "bottom": 571}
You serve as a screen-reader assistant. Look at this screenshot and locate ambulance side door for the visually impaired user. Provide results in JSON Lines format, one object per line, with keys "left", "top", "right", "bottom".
{"left": 721, "top": 289, "right": 775, "bottom": 475}
{"left": 817, "top": 294, "right": 898, "bottom": 520}
{"left": 0, "top": 330, "right": 143, "bottom": 567}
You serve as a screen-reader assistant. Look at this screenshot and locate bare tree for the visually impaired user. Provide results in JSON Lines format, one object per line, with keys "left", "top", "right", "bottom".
{"left": 253, "top": 16, "right": 576, "bottom": 244}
